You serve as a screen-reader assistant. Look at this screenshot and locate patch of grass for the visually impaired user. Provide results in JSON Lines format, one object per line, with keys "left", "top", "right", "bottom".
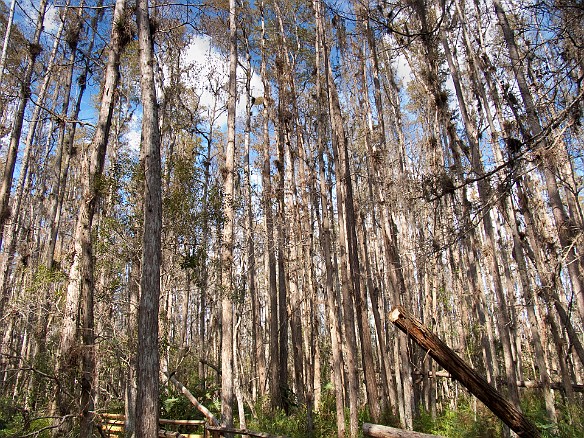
{"left": 247, "top": 391, "right": 343, "bottom": 437}
{"left": 415, "top": 400, "right": 501, "bottom": 437}
{"left": 414, "top": 392, "right": 584, "bottom": 437}
{"left": 0, "top": 398, "right": 52, "bottom": 438}
{"left": 521, "top": 392, "right": 584, "bottom": 438}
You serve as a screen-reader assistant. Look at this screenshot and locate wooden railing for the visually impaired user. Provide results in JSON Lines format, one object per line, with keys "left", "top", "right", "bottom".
{"left": 96, "top": 413, "right": 205, "bottom": 438}
{"left": 95, "top": 414, "right": 288, "bottom": 438}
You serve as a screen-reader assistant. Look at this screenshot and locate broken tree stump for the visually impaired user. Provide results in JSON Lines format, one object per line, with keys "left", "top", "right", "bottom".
{"left": 389, "top": 306, "right": 540, "bottom": 438}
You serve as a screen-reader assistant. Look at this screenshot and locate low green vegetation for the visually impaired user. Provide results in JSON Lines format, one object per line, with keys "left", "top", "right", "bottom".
{"left": 0, "top": 397, "right": 51, "bottom": 438}
{"left": 1, "top": 387, "right": 582, "bottom": 437}
{"left": 414, "top": 393, "right": 584, "bottom": 438}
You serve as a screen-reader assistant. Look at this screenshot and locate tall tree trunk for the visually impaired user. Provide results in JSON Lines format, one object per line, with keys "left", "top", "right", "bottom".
{"left": 242, "top": 34, "right": 266, "bottom": 401}
{"left": 219, "top": 0, "right": 237, "bottom": 429}
{"left": 260, "top": 0, "right": 281, "bottom": 411}
{"left": 315, "top": 1, "right": 360, "bottom": 434}
{"left": 274, "top": 60, "right": 289, "bottom": 413}
{"left": 135, "top": 0, "right": 162, "bottom": 432}
{"left": 354, "top": 36, "right": 384, "bottom": 423}
{"left": 313, "top": 12, "right": 345, "bottom": 434}
{"left": 359, "top": 24, "right": 415, "bottom": 427}
{"left": 125, "top": 260, "right": 139, "bottom": 438}
{"left": 44, "top": 2, "right": 92, "bottom": 269}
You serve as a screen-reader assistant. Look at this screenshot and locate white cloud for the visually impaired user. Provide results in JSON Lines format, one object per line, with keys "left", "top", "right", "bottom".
{"left": 126, "top": 35, "right": 264, "bottom": 151}
{"left": 44, "top": 3, "right": 60, "bottom": 33}
{"left": 123, "top": 112, "right": 141, "bottom": 153}
{"left": 179, "top": 35, "right": 264, "bottom": 128}
{"left": 383, "top": 35, "right": 412, "bottom": 86}
{"left": 12, "top": 0, "right": 60, "bottom": 34}
{"left": 394, "top": 53, "right": 412, "bottom": 86}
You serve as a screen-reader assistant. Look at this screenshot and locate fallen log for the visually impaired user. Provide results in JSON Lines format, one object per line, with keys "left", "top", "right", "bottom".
{"left": 515, "top": 380, "right": 584, "bottom": 392}
{"left": 363, "top": 423, "right": 444, "bottom": 437}
{"left": 204, "top": 425, "right": 287, "bottom": 438}
{"left": 413, "top": 370, "right": 452, "bottom": 379}
{"left": 159, "top": 430, "right": 187, "bottom": 438}
{"left": 389, "top": 306, "right": 540, "bottom": 438}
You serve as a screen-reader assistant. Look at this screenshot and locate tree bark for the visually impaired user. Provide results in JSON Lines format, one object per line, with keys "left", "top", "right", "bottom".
{"left": 313, "top": 12, "right": 345, "bottom": 433}
{"left": 242, "top": 32, "right": 265, "bottom": 402}
{"left": 125, "top": 259, "right": 139, "bottom": 438}
{"left": 314, "top": 2, "right": 360, "bottom": 435}
{"left": 274, "top": 52, "right": 289, "bottom": 413}
{"left": 219, "top": 0, "right": 237, "bottom": 430}
{"left": 135, "top": 0, "right": 163, "bottom": 433}
{"left": 259, "top": 0, "right": 281, "bottom": 412}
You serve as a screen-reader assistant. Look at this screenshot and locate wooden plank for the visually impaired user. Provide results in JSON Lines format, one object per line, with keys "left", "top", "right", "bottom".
{"left": 389, "top": 306, "right": 540, "bottom": 438}
{"left": 363, "top": 423, "right": 444, "bottom": 437}
{"left": 100, "top": 413, "right": 125, "bottom": 420}
{"left": 95, "top": 413, "right": 124, "bottom": 437}
{"left": 159, "top": 418, "right": 206, "bottom": 426}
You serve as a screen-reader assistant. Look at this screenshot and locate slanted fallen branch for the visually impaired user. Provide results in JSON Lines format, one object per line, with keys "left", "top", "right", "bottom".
{"left": 363, "top": 423, "right": 444, "bottom": 437}
{"left": 200, "top": 358, "right": 221, "bottom": 375}
{"left": 165, "top": 372, "right": 220, "bottom": 426}
{"left": 389, "top": 306, "right": 540, "bottom": 438}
